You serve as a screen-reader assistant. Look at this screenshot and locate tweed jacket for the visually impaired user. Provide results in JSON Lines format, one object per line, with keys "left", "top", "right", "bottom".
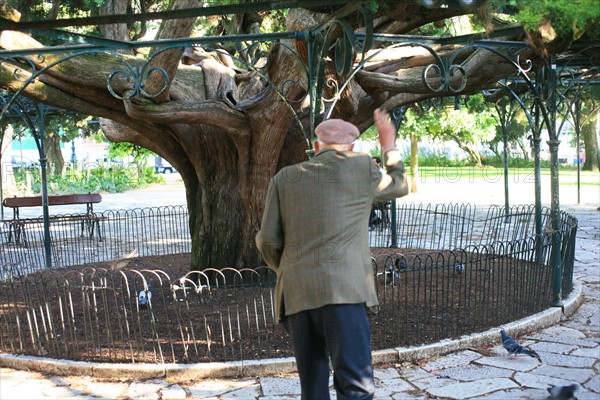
{"left": 256, "top": 148, "right": 408, "bottom": 323}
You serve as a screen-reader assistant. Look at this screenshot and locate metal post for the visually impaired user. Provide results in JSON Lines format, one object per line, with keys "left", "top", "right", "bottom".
{"left": 547, "top": 60, "right": 563, "bottom": 307}
{"left": 495, "top": 96, "right": 515, "bottom": 223}
{"left": 502, "top": 125, "right": 510, "bottom": 221}
{"left": 548, "top": 138, "right": 563, "bottom": 306}
{"left": 389, "top": 107, "right": 407, "bottom": 248}
{"left": 33, "top": 105, "right": 53, "bottom": 269}
{"left": 39, "top": 154, "right": 52, "bottom": 270}
{"left": 532, "top": 133, "right": 543, "bottom": 270}
{"left": 574, "top": 99, "right": 581, "bottom": 204}
{"left": 532, "top": 101, "right": 543, "bottom": 237}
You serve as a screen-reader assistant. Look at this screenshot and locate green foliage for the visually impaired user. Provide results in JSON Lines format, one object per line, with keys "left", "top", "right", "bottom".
{"left": 482, "top": 155, "right": 552, "bottom": 169}
{"left": 4, "top": 112, "right": 99, "bottom": 166}
{"left": 465, "top": 95, "right": 486, "bottom": 114}
{"left": 398, "top": 97, "right": 497, "bottom": 145}
{"left": 418, "top": 153, "right": 472, "bottom": 167}
{"left": 107, "top": 141, "right": 152, "bottom": 163}
{"left": 513, "top": 0, "right": 599, "bottom": 39}
{"left": 12, "top": 163, "right": 163, "bottom": 195}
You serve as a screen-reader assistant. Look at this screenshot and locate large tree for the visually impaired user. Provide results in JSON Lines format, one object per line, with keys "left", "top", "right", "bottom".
{"left": 1, "top": 0, "right": 598, "bottom": 270}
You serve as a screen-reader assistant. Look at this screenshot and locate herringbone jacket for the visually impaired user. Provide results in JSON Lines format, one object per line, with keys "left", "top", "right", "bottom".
{"left": 256, "top": 148, "right": 408, "bottom": 323}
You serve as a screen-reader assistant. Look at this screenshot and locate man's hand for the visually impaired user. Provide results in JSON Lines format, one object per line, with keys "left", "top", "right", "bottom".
{"left": 374, "top": 108, "right": 396, "bottom": 153}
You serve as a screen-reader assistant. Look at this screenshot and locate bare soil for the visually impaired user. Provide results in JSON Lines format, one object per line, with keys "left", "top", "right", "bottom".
{"left": 2, "top": 248, "right": 553, "bottom": 364}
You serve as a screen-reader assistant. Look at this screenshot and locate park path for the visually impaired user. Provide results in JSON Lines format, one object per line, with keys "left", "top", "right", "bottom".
{"left": 1, "top": 177, "right": 598, "bottom": 400}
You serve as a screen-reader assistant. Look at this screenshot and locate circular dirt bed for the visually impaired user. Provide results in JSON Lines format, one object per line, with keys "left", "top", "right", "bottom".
{"left": 0, "top": 247, "right": 553, "bottom": 364}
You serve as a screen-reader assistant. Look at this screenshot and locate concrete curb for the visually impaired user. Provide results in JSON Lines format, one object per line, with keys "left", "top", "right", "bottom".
{"left": 0, "top": 280, "right": 583, "bottom": 380}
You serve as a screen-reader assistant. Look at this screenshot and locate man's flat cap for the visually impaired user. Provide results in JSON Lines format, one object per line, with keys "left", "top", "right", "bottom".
{"left": 315, "top": 119, "right": 360, "bottom": 144}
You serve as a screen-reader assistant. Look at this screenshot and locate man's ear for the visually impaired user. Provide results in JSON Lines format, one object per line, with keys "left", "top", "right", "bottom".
{"left": 348, "top": 143, "right": 355, "bottom": 152}
{"left": 314, "top": 140, "right": 320, "bottom": 153}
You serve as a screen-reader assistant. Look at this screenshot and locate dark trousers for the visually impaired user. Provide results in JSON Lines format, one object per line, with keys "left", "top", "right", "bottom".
{"left": 285, "top": 304, "right": 375, "bottom": 400}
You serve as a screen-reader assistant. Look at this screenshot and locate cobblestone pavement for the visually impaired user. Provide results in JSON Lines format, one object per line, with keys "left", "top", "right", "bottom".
{"left": 1, "top": 182, "right": 599, "bottom": 399}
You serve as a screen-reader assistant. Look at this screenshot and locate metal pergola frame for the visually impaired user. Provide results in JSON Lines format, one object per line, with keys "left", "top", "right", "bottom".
{"left": 1, "top": 1, "right": 598, "bottom": 305}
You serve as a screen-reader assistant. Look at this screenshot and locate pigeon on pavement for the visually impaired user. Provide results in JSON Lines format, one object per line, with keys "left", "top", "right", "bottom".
{"left": 500, "top": 329, "right": 540, "bottom": 360}
{"left": 547, "top": 384, "right": 577, "bottom": 400}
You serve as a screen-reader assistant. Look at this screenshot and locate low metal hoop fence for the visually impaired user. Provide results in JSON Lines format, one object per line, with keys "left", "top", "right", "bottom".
{"left": 0, "top": 203, "right": 577, "bottom": 364}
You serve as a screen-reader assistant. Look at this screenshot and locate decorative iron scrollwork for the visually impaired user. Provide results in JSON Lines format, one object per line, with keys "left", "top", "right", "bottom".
{"left": 107, "top": 56, "right": 171, "bottom": 100}
{"left": 422, "top": 58, "right": 467, "bottom": 93}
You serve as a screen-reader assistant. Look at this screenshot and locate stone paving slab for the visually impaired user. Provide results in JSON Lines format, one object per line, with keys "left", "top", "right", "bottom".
{"left": 375, "top": 377, "right": 414, "bottom": 393}
{"left": 374, "top": 367, "right": 402, "bottom": 381}
{"left": 160, "top": 384, "right": 188, "bottom": 400}
{"left": 435, "top": 365, "right": 514, "bottom": 381}
{"left": 126, "top": 380, "right": 166, "bottom": 400}
{"left": 421, "top": 350, "right": 482, "bottom": 372}
{"left": 398, "top": 367, "right": 434, "bottom": 380}
{"left": 525, "top": 333, "right": 598, "bottom": 347}
{"left": 426, "top": 377, "right": 518, "bottom": 399}
{"left": 79, "top": 381, "right": 129, "bottom": 399}
{"left": 583, "top": 373, "right": 600, "bottom": 394}
{"left": 514, "top": 371, "right": 578, "bottom": 389}
{"left": 259, "top": 377, "right": 302, "bottom": 397}
{"left": 531, "top": 363, "right": 597, "bottom": 382}
{"left": 573, "top": 388, "right": 600, "bottom": 400}
{"left": 411, "top": 375, "right": 460, "bottom": 390}
{"left": 539, "top": 325, "right": 587, "bottom": 338}
{"left": 536, "top": 350, "right": 597, "bottom": 368}
{"left": 528, "top": 341, "right": 576, "bottom": 354}
{"left": 216, "top": 384, "right": 262, "bottom": 399}
{"left": 469, "top": 388, "right": 551, "bottom": 399}
{"left": 186, "top": 378, "right": 259, "bottom": 398}
{"left": 474, "top": 354, "right": 540, "bottom": 372}
{"left": 569, "top": 346, "right": 600, "bottom": 360}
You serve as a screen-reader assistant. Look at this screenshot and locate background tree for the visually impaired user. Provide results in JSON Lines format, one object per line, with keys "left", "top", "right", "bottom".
{"left": 107, "top": 141, "right": 154, "bottom": 181}
{"left": 580, "top": 90, "right": 600, "bottom": 172}
{"left": 1, "top": 0, "right": 598, "bottom": 270}
{"left": 397, "top": 106, "right": 432, "bottom": 193}
{"left": 486, "top": 108, "right": 531, "bottom": 160}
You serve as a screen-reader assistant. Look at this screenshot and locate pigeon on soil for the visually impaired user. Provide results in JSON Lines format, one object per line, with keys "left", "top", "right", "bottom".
{"left": 138, "top": 285, "right": 152, "bottom": 309}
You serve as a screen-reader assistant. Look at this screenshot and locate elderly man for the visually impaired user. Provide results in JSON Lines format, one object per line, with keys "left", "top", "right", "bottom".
{"left": 256, "top": 108, "right": 408, "bottom": 399}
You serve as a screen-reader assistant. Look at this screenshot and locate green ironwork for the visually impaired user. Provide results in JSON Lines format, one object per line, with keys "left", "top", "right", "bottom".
{"left": 494, "top": 96, "right": 520, "bottom": 223}
{"left": 0, "top": 94, "right": 53, "bottom": 269}
{"left": 574, "top": 99, "right": 582, "bottom": 204}
{"left": 0, "top": 0, "right": 355, "bottom": 31}
{"left": 389, "top": 106, "right": 408, "bottom": 248}
{"left": 0, "top": 1, "right": 598, "bottom": 312}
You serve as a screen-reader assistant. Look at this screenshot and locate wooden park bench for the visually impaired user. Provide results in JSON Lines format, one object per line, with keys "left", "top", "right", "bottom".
{"left": 2, "top": 193, "right": 104, "bottom": 246}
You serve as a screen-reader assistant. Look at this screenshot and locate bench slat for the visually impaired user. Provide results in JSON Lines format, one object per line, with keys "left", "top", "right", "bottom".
{"left": 3, "top": 194, "right": 102, "bottom": 208}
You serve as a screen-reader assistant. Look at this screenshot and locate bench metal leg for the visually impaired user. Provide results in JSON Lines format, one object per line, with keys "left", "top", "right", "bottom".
{"left": 6, "top": 222, "right": 28, "bottom": 247}
{"left": 80, "top": 218, "right": 103, "bottom": 241}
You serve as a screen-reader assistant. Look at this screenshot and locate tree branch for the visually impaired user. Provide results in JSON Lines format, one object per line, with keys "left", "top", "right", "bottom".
{"left": 144, "top": 0, "right": 200, "bottom": 103}
{"left": 123, "top": 95, "right": 248, "bottom": 135}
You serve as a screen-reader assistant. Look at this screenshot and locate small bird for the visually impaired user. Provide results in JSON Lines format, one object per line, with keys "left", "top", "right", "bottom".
{"left": 138, "top": 285, "right": 152, "bottom": 309}
{"left": 547, "top": 384, "right": 577, "bottom": 400}
{"left": 395, "top": 257, "right": 407, "bottom": 271}
{"left": 385, "top": 264, "right": 399, "bottom": 283}
{"left": 500, "top": 329, "right": 540, "bottom": 360}
{"left": 455, "top": 263, "right": 465, "bottom": 275}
